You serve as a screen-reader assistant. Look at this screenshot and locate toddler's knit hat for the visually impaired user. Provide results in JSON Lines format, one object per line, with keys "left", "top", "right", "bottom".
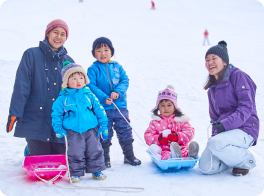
{"left": 92, "top": 37, "right": 115, "bottom": 57}
{"left": 61, "top": 61, "right": 89, "bottom": 88}
{"left": 45, "top": 19, "right": 69, "bottom": 40}
{"left": 152, "top": 85, "right": 181, "bottom": 112}
{"left": 205, "top": 41, "right": 229, "bottom": 65}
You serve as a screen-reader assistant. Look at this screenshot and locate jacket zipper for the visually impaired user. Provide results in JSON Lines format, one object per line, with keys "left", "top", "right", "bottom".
{"left": 105, "top": 65, "right": 113, "bottom": 92}
{"left": 105, "top": 64, "right": 115, "bottom": 107}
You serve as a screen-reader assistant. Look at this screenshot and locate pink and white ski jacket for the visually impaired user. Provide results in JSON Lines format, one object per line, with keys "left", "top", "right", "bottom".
{"left": 144, "top": 114, "right": 195, "bottom": 160}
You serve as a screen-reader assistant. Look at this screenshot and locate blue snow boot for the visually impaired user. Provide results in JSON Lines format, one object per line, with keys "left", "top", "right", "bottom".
{"left": 92, "top": 172, "right": 107, "bottom": 180}
{"left": 24, "top": 145, "right": 30, "bottom": 157}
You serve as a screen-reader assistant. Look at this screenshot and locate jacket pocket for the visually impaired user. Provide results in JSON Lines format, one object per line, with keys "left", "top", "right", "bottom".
{"left": 243, "top": 116, "right": 259, "bottom": 130}
{"left": 64, "top": 105, "right": 77, "bottom": 118}
{"left": 23, "top": 102, "right": 44, "bottom": 124}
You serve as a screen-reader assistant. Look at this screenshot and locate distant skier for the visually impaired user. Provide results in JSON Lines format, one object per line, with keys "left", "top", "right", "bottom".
{"left": 203, "top": 29, "right": 210, "bottom": 45}
{"left": 151, "top": 1, "right": 155, "bottom": 9}
{"left": 144, "top": 85, "right": 199, "bottom": 160}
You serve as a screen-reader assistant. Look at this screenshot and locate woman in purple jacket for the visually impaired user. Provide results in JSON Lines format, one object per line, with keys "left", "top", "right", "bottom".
{"left": 199, "top": 41, "right": 259, "bottom": 176}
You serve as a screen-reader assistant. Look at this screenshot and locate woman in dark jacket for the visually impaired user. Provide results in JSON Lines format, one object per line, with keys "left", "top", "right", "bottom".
{"left": 6, "top": 19, "right": 74, "bottom": 156}
{"left": 199, "top": 41, "right": 259, "bottom": 176}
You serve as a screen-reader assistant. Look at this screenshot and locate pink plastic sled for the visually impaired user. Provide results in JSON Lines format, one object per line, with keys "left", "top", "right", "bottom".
{"left": 22, "top": 155, "right": 68, "bottom": 182}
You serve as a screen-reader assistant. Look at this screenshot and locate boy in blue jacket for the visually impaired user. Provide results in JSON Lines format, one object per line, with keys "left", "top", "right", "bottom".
{"left": 52, "top": 61, "right": 108, "bottom": 183}
{"left": 87, "top": 37, "right": 141, "bottom": 168}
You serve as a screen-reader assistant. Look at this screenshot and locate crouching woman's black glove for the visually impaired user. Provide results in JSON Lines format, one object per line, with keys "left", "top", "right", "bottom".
{"left": 211, "top": 120, "right": 226, "bottom": 133}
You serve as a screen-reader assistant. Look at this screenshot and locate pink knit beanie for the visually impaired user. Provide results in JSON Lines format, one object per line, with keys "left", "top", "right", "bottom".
{"left": 151, "top": 85, "right": 181, "bottom": 112}
{"left": 45, "top": 19, "right": 69, "bottom": 40}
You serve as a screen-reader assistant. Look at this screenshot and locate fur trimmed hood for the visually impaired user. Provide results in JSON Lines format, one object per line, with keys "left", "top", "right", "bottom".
{"left": 151, "top": 114, "right": 191, "bottom": 122}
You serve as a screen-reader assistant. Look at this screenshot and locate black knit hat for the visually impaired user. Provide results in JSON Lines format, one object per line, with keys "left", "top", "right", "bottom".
{"left": 92, "top": 37, "right": 115, "bottom": 57}
{"left": 205, "top": 41, "right": 229, "bottom": 65}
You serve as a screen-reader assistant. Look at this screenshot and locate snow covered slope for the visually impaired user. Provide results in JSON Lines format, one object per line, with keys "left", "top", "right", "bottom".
{"left": 0, "top": 0, "right": 264, "bottom": 195}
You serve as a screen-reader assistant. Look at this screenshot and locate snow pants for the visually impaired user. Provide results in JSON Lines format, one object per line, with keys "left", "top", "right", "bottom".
{"left": 101, "top": 109, "right": 133, "bottom": 144}
{"left": 199, "top": 129, "right": 256, "bottom": 175}
{"left": 67, "top": 128, "right": 106, "bottom": 176}
{"left": 203, "top": 37, "right": 210, "bottom": 45}
{"left": 26, "top": 138, "right": 65, "bottom": 156}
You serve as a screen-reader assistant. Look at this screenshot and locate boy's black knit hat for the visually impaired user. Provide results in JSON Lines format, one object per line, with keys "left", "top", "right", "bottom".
{"left": 205, "top": 41, "right": 229, "bottom": 65}
{"left": 92, "top": 37, "right": 115, "bottom": 57}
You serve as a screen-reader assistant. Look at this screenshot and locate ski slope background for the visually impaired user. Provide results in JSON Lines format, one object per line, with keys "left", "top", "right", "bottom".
{"left": 0, "top": 0, "right": 264, "bottom": 195}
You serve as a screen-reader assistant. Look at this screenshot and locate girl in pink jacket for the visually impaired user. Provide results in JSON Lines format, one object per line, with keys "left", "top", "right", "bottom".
{"left": 144, "top": 85, "right": 199, "bottom": 160}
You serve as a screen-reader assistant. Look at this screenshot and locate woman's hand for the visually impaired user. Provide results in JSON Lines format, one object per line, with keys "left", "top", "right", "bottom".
{"left": 211, "top": 120, "right": 226, "bottom": 133}
{"left": 6, "top": 116, "right": 17, "bottom": 133}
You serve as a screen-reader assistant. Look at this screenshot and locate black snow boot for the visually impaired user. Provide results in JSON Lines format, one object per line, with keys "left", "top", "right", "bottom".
{"left": 232, "top": 168, "right": 249, "bottom": 176}
{"left": 120, "top": 139, "right": 141, "bottom": 166}
{"left": 102, "top": 143, "right": 111, "bottom": 168}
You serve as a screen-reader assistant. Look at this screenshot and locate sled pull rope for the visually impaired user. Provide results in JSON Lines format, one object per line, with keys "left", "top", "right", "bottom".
{"left": 111, "top": 101, "right": 148, "bottom": 148}
{"left": 111, "top": 101, "right": 162, "bottom": 162}
{"left": 34, "top": 170, "right": 63, "bottom": 186}
{"left": 61, "top": 134, "right": 144, "bottom": 193}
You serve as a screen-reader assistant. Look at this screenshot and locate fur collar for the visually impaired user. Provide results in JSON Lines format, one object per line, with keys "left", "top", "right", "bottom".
{"left": 151, "top": 114, "right": 191, "bottom": 122}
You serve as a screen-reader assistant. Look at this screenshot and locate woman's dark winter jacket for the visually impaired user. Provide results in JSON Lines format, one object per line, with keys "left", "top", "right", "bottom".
{"left": 8, "top": 41, "right": 74, "bottom": 143}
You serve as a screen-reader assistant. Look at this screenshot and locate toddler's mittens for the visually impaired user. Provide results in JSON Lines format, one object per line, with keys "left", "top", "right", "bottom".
{"left": 158, "top": 133, "right": 169, "bottom": 145}
{"left": 97, "top": 126, "right": 108, "bottom": 140}
{"left": 56, "top": 129, "right": 67, "bottom": 138}
{"left": 167, "top": 130, "right": 179, "bottom": 142}
{"left": 158, "top": 129, "right": 177, "bottom": 145}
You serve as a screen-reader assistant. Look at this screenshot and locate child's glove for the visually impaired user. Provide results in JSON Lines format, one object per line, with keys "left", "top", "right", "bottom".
{"left": 56, "top": 129, "right": 67, "bottom": 138}
{"left": 167, "top": 130, "right": 179, "bottom": 142}
{"left": 158, "top": 133, "right": 169, "bottom": 145}
{"left": 97, "top": 126, "right": 108, "bottom": 140}
{"left": 6, "top": 116, "right": 17, "bottom": 133}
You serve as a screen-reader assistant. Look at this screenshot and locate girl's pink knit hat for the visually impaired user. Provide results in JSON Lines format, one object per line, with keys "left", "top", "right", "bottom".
{"left": 45, "top": 19, "right": 69, "bottom": 40}
{"left": 151, "top": 85, "right": 181, "bottom": 112}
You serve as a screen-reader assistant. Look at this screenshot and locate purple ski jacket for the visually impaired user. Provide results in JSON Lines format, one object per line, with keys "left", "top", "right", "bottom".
{"left": 208, "top": 65, "right": 259, "bottom": 145}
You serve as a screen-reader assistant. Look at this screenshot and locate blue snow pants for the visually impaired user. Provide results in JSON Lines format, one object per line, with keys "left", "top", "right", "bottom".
{"left": 199, "top": 129, "right": 256, "bottom": 175}
{"left": 101, "top": 109, "right": 133, "bottom": 144}
{"left": 67, "top": 127, "right": 106, "bottom": 176}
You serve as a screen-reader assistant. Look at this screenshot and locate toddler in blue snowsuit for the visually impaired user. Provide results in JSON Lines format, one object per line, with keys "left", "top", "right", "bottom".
{"left": 52, "top": 61, "right": 108, "bottom": 183}
{"left": 87, "top": 37, "right": 141, "bottom": 168}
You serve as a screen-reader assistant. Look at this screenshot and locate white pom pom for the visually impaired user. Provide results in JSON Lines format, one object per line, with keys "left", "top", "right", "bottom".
{"left": 155, "top": 154, "right": 161, "bottom": 160}
{"left": 167, "top": 85, "right": 175, "bottom": 90}
{"left": 162, "top": 129, "right": 171, "bottom": 137}
{"left": 149, "top": 144, "right": 162, "bottom": 155}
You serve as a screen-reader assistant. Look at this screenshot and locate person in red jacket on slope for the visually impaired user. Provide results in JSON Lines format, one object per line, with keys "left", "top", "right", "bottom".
{"left": 203, "top": 29, "right": 210, "bottom": 45}
{"left": 151, "top": 1, "right": 155, "bottom": 9}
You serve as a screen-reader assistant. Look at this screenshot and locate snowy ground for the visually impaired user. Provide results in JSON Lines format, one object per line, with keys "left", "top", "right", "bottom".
{"left": 0, "top": 0, "right": 264, "bottom": 195}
